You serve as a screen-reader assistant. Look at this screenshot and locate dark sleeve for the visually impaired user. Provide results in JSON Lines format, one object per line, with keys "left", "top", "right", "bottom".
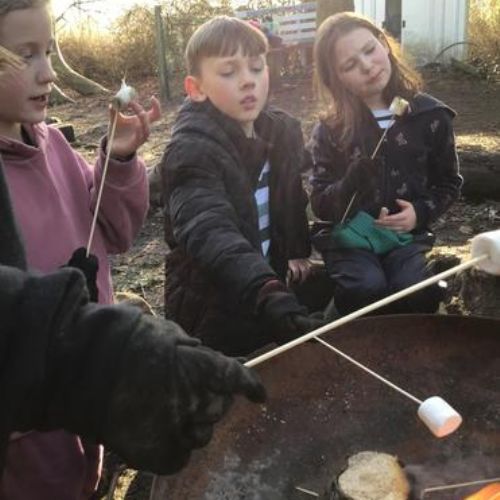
{"left": 274, "top": 115, "right": 311, "bottom": 260}
{"left": 309, "top": 122, "right": 356, "bottom": 224}
{"left": 0, "top": 264, "right": 88, "bottom": 468}
{"left": 0, "top": 262, "right": 264, "bottom": 476}
{"left": 0, "top": 156, "right": 26, "bottom": 269}
{"left": 413, "top": 110, "right": 463, "bottom": 230}
{"left": 162, "top": 139, "right": 276, "bottom": 309}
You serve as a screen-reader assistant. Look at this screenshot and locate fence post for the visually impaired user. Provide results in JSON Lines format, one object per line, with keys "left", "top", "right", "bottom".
{"left": 154, "top": 5, "right": 170, "bottom": 102}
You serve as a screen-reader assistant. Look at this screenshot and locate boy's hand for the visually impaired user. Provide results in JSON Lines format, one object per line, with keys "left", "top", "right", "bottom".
{"left": 287, "top": 258, "right": 312, "bottom": 285}
{"left": 109, "top": 97, "right": 161, "bottom": 159}
{"left": 255, "top": 280, "right": 325, "bottom": 344}
{"left": 272, "top": 312, "right": 325, "bottom": 345}
{"left": 375, "top": 199, "right": 417, "bottom": 232}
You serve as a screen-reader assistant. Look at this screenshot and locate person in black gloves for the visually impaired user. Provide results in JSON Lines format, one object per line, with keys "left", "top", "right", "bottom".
{"left": 0, "top": 155, "right": 266, "bottom": 478}
{"left": 161, "top": 17, "right": 324, "bottom": 357}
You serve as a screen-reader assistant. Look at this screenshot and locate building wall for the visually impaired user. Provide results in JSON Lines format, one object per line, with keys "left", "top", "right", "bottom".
{"left": 354, "top": 0, "right": 469, "bottom": 64}
{"left": 402, "top": 0, "right": 469, "bottom": 64}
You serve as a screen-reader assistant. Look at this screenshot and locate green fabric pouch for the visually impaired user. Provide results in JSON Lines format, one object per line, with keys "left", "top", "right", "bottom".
{"left": 331, "top": 210, "right": 413, "bottom": 254}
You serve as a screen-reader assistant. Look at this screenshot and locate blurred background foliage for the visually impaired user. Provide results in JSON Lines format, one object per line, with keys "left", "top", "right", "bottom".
{"left": 57, "top": 0, "right": 500, "bottom": 91}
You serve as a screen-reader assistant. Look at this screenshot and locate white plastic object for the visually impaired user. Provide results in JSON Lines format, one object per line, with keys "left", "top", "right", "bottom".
{"left": 389, "top": 96, "right": 409, "bottom": 116}
{"left": 471, "top": 229, "right": 500, "bottom": 276}
{"left": 417, "top": 396, "right": 463, "bottom": 438}
{"left": 111, "top": 79, "right": 137, "bottom": 110}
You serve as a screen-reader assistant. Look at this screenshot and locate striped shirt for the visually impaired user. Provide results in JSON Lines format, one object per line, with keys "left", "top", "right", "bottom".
{"left": 372, "top": 108, "right": 393, "bottom": 129}
{"left": 254, "top": 160, "right": 271, "bottom": 257}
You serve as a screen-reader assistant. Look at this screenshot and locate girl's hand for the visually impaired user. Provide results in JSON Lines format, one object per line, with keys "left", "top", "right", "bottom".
{"left": 109, "top": 97, "right": 161, "bottom": 159}
{"left": 375, "top": 199, "right": 417, "bottom": 233}
{"left": 287, "top": 258, "right": 312, "bottom": 285}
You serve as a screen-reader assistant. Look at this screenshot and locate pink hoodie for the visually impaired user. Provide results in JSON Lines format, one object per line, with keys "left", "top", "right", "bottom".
{"left": 0, "top": 122, "right": 148, "bottom": 500}
{"left": 0, "top": 122, "right": 149, "bottom": 305}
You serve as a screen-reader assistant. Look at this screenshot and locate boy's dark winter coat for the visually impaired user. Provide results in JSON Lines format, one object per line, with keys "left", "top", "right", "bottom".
{"left": 309, "top": 93, "right": 463, "bottom": 234}
{"left": 161, "top": 100, "right": 311, "bottom": 355}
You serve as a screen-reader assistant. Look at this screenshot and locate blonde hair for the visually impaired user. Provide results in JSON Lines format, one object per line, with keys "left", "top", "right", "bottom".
{"left": 314, "top": 12, "right": 422, "bottom": 148}
{"left": 186, "top": 16, "right": 268, "bottom": 76}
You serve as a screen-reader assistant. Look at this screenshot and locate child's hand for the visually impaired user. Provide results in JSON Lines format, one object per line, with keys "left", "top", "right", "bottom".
{"left": 375, "top": 199, "right": 417, "bottom": 233}
{"left": 109, "top": 97, "right": 161, "bottom": 159}
{"left": 287, "top": 258, "right": 312, "bottom": 285}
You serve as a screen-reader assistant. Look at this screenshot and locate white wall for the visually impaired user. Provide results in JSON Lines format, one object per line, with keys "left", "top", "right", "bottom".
{"left": 354, "top": 0, "right": 469, "bottom": 64}
{"left": 401, "top": 0, "right": 469, "bottom": 65}
{"left": 354, "top": 0, "right": 386, "bottom": 26}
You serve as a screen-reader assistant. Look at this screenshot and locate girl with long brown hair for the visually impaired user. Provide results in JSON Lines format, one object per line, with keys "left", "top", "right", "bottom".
{"left": 309, "top": 12, "right": 462, "bottom": 315}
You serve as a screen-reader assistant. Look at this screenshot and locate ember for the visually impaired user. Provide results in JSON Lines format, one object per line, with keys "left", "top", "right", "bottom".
{"left": 464, "top": 483, "right": 500, "bottom": 499}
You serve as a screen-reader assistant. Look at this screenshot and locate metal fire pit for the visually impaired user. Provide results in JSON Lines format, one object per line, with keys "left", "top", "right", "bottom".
{"left": 153, "top": 314, "right": 500, "bottom": 499}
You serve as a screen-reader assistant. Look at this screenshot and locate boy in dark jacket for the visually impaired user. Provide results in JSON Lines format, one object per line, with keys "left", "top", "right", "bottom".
{"left": 0, "top": 154, "right": 265, "bottom": 477}
{"left": 161, "top": 16, "right": 323, "bottom": 357}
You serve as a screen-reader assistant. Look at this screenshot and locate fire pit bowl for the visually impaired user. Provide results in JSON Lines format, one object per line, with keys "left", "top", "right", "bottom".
{"left": 153, "top": 314, "right": 500, "bottom": 499}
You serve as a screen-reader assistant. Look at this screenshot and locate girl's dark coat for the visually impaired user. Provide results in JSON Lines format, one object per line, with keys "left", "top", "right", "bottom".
{"left": 309, "top": 93, "right": 463, "bottom": 235}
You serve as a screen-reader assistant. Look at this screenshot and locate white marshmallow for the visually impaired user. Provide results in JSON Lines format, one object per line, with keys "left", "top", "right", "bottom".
{"left": 389, "top": 96, "right": 409, "bottom": 117}
{"left": 111, "top": 80, "right": 137, "bottom": 110}
{"left": 417, "top": 396, "right": 462, "bottom": 438}
{"left": 471, "top": 229, "right": 500, "bottom": 276}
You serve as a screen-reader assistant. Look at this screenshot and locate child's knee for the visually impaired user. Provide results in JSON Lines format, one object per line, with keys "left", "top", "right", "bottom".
{"left": 405, "top": 283, "right": 445, "bottom": 314}
{"left": 334, "top": 277, "right": 387, "bottom": 314}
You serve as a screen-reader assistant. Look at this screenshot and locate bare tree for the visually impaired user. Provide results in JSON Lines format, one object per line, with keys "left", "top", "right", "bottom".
{"left": 52, "top": 0, "right": 109, "bottom": 97}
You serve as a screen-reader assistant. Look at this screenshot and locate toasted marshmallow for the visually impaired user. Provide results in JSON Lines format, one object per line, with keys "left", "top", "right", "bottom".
{"left": 389, "top": 96, "right": 409, "bottom": 117}
{"left": 111, "top": 79, "right": 137, "bottom": 110}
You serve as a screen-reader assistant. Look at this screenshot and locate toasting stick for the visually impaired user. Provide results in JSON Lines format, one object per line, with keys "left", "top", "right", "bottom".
{"left": 340, "top": 96, "right": 410, "bottom": 224}
{"left": 86, "top": 112, "right": 119, "bottom": 257}
{"left": 86, "top": 80, "right": 137, "bottom": 257}
{"left": 245, "top": 250, "right": 494, "bottom": 368}
{"left": 246, "top": 229, "right": 500, "bottom": 437}
{"left": 313, "top": 336, "right": 462, "bottom": 437}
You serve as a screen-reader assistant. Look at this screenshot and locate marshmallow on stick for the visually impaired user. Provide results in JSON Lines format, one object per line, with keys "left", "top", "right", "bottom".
{"left": 111, "top": 79, "right": 137, "bottom": 110}
{"left": 340, "top": 96, "right": 410, "bottom": 224}
{"left": 247, "top": 230, "right": 500, "bottom": 438}
{"left": 418, "top": 396, "right": 463, "bottom": 438}
{"left": 87, "top": 78, "right": 136, "bottom": 255}
{"left": 389, "top": 95, "right": 410, "bottom": 117}
{"left": 471, "top": 229, "right": 500, "bottom": 275}
{"left": 315, "top": 336, "right": 463, "bottom": 438}
{"left": 371, "top": 96, "right": 409, "bottom": 159}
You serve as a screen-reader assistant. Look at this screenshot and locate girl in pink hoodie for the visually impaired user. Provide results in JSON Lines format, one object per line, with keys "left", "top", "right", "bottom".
{"left": 0, "top": 1, "right": 161, "bottom": 498}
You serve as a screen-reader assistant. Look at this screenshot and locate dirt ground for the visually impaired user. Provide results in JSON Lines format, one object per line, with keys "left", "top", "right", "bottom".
{"left": 49, "top": 70, "right": 500, "bottom": 499}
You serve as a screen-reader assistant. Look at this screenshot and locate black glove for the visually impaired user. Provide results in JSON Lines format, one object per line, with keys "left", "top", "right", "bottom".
{"left": 46, "top": 306, "right": 266, "bottom": 475}
{"left": 343, "top": 157, "right": 381, "bottom": 197}
{"left": 273, "top": 310, "right": 326, "bottom": 344}
{"left": 0, "top": 264, "right": 89, "bottom": 470}
{"left": 65, "top": 247, "right": 99, "bottom": 302}
{"left": 1, "top": 265, "right": 265, "bottom": 475}
{"left": 257, "top": 280, "right": 325, "bottom": 345}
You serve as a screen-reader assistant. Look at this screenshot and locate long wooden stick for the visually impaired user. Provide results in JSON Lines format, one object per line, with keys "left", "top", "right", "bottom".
{"left": 370, "top": 120, "right": 393, "bottom": 160}
{"left": 245, "top": 254, "right": 488, "bottom": 368}
{"left": 339, "top": 119, "right": 395, "bottom": 224}
{"left": 314, "top": 336, "right": 422, "bottom": 404}
{"left": 86, "top": 113, "right": 119, "bottom": 256}
{"left": 295, "top": 486, "right": 319, "bottom": 497}
{"left": 420, "top": 477, "right": 500, "bottom": 499}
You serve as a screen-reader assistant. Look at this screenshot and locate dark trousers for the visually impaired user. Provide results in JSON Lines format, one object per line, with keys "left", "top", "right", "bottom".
{"left": 323, "top": 243, "right": 443, "bottom": 316}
